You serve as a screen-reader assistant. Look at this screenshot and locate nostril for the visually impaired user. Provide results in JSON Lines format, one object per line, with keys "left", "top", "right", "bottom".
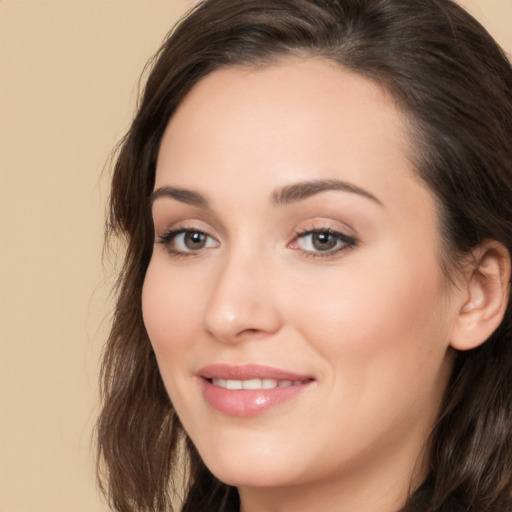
{"left": 240, "top": 328, "right": 259, "bottom": 335}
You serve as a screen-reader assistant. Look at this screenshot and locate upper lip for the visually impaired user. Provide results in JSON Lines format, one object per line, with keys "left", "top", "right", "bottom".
{"left": 198, "top": 364, "right": 313, "bottom": 381}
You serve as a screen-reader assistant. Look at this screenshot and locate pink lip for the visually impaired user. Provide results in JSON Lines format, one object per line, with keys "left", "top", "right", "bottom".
{"left": 198, "top": 364, "right": 315, "bottom": 417}
{"left": 199, "top": 364, "right": 311, "bottom": 381}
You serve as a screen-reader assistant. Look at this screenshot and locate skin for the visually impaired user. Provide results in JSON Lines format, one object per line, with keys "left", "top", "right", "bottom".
{"left": 142, "top": 58, "right": 468, "bottom": 512}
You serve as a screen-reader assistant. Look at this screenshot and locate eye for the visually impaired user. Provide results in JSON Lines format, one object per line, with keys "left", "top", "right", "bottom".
{"left": 291, "top": 228, "right": 356, "bottom": 258}
{"left": 157, "top": 228, "right": 219, "bottom": 255}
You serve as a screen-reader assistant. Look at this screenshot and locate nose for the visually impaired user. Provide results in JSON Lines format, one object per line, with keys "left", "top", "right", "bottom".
{"left": 203, "top": 250, "right": 283, "bottom": 344}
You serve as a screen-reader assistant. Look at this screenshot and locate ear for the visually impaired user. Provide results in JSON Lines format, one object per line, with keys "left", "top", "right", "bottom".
{"left": 450, "top": 240, "right": 510, "bottom": 351}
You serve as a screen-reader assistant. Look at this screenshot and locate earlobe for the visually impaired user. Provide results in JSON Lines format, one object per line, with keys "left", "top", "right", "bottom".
{"left": 450, "top": 240, "right": 511, "bottom": 351}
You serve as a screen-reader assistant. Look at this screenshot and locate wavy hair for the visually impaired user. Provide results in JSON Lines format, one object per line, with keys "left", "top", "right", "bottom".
{"left": 97, "top": 1, "right": 512, "bottom": 510}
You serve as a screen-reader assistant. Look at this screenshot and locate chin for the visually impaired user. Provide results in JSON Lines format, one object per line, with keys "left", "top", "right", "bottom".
{"left": 199, "top": 447, "right": 305, "bottom": 488}
{"left": 209, "top": 466, "right": 295, "bottom": 489}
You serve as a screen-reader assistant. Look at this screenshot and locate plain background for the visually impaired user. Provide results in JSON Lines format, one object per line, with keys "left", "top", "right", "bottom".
{"left": 0, "top": 1, "right": 511, "bottom": 511}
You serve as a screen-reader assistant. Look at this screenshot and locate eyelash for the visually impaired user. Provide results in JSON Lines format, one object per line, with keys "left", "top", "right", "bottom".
{"left": 156, "top": 226, "right": 357, "bottom": 259}
{"left": 291, "top": 227, "right": 357, "bottom": 259}
{"left": 156, "top": 227, "right": 218, "bottom": 258}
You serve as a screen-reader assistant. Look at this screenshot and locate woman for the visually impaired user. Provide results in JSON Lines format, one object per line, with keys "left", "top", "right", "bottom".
{"left": 96, "top": 0, "right": 512, "bottom": 511}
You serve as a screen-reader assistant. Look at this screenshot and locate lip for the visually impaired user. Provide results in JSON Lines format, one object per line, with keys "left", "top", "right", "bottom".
{"left": 199, "top": 363, "right": 312, "bottom": 381}
{"left": 198, "top": 364, "right": 315, "bottom": 417}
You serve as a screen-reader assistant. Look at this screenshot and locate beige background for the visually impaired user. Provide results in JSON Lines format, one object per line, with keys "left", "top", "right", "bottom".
{"left": 0, "top": 1, "right": 510, "bottom": 511}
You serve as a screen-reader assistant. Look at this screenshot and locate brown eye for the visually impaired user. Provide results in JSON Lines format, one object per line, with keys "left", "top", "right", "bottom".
{"left": 184, "top": 231, "right": 207, "bottom": 250}
{"left": 292, "top": 228, "right": 357, "bottom": 257}
{"left": 157, "top": 229, "right": 219, "bottom": 255}
{"left": 311, "top": 232, "right": 338, "bottom": 251}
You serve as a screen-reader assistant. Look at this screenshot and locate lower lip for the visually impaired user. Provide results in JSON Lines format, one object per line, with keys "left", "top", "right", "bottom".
{"left": 200, "top": 379, "right": 313, "bottom": 417}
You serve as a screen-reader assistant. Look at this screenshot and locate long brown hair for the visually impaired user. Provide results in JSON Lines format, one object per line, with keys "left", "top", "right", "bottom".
{"left": 97, "top": 1, "right": 512, "bottom": 511}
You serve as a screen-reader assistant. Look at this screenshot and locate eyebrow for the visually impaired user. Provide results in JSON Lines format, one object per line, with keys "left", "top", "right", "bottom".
{"left": 150, "top": 186, "right": 209, "bottom": 208}
{"left": 271, "top": 179, "right": 383, "bottom": 207}
{"left": 150, "top": 178, "right": 383, "bottom": 209}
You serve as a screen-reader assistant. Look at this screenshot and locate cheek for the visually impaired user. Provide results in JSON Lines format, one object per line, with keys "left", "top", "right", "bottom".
{"left": 286, "top": 255, "right": 453, "bottom": 450}
{"left": 142, "top": 259, "right": 204, "bottom": 359}
{"left": 288, "top": 249, "right": 451, "bottom": 379}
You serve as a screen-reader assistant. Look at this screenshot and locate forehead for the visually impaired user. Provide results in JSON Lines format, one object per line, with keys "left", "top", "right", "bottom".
{"left": 162, "top": 58, "right": 407, "bottom": 147}
{"left": 155, "top": 57, "right": 433, "bottom": 224}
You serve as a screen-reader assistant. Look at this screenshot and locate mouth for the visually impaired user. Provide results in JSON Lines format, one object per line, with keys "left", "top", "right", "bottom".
{"left": 208, "top": 377, "right": 310, "bottom": 390}
{"left": 198, "top": 364, "right": 315, "bottom": 417}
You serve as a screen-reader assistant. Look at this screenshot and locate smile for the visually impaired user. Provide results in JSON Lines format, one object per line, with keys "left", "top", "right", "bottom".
{"left": 199, "top": 365, "right": 315, "bottom": 417}
{"left": 210, "top": 378, "right": 308, "bottom": 390}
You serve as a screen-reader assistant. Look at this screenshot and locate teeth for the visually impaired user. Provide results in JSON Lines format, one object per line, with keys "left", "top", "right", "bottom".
{"left": 262, "top": 379, "right": 277, "bottom": 389}
{"left": 243, "top": 379, "right": 263, "bottom": 390}
{"left": 226, "top": 380, "right": 242, "bottom": 390}
{"left": 211, "top": 378, "right": 304, "bottom": 390}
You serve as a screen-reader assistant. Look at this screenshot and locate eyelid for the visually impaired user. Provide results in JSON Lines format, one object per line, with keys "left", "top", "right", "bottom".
{"left": 157, "top": 228, "right": 217, "bottom": 245}
{"left": 154, "top": 218, "right": 217, "bottom": 239}
{"left": 155, "top": 222, "right": 220, "bottom": 257}
{"left": 288, "top": 224, "right": 358, "bottom": 259}
{"left": 153, "top": 218, "right": 357, "bottom": 259}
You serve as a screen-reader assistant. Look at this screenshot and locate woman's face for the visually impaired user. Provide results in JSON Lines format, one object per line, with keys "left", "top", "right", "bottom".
{"left": 143, "top": 58, "right": 460, "bottom": 506}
